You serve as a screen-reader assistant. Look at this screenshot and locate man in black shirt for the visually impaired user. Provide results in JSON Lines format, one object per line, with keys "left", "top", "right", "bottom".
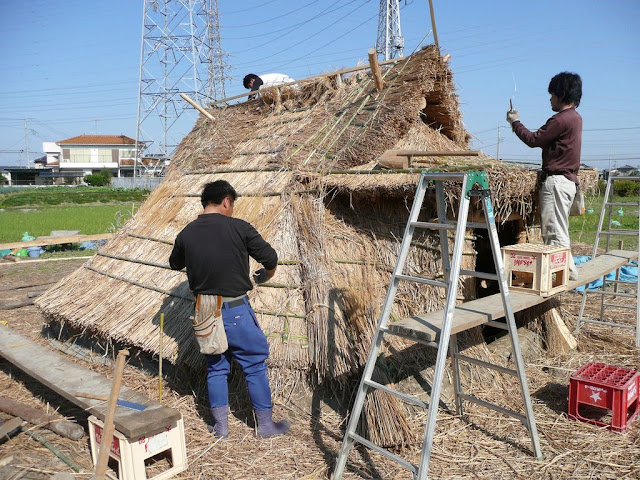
{"left": 169, "top": 180, "right": 289, "bottom": 439}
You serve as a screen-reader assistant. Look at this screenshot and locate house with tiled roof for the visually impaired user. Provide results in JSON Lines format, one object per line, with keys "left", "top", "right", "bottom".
{"left": 38, "top": 134, "right": 170, "bottom": 183}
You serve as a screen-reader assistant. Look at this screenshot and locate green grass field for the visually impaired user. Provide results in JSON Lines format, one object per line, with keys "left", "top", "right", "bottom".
{"left": 0, "top": 187, "right": 148, "bottom": 244}
{"left": 0, "top": 204, "right": 138, "bottom": 243}
{"left": 0, "top": 186, "right": 148, "bottom": 208}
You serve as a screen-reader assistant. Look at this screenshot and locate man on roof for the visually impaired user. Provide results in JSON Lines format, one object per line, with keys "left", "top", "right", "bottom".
{"left": 507, "top": 72, "right": 583, "bottom": 281}
{"left": 169, "top": 180, "right": 289, "bottom": 439}
{"left": 243, "top": 73, "right": 295, "bottom": 100}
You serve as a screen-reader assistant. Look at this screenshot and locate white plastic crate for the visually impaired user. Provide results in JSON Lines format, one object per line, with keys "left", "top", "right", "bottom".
{"left": 88, "top": 414, "right": 187, "bottom": 480}
{"left": 502, "top": 243, "right": 570, "bottom": 297}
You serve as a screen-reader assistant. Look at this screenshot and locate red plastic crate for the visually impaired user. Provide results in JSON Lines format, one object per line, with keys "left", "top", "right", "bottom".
{"left": 568, "top": 362, "right": 640, "bottom": 433}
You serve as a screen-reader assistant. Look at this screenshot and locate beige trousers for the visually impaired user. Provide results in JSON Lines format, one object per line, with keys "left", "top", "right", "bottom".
{"left": 539, "top": 175, "right": 578, "bottom": 279}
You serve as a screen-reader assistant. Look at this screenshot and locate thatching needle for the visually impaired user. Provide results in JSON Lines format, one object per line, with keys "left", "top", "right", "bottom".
{"left": 158, "top": 312, "right": 164, "bottom": 402}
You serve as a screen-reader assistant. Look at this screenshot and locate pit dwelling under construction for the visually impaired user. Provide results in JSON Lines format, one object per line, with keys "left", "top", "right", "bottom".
{"left": 36, "top": 44, "right": 598, "bottom": 447}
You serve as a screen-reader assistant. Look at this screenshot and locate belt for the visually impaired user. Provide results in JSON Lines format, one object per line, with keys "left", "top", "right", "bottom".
{"left": 222, "top": 296, "right": 246, "bottom": 309}
{"left": 541, "top": 171, "right": 564, "bottom": 180}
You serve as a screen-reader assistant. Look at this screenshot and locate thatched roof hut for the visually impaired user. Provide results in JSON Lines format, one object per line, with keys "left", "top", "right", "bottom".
{"left": 36, "top": 45, "right": 597, "bottom": 446}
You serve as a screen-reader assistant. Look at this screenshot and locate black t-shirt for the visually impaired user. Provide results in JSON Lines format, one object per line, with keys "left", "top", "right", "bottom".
{"left": 169, "top": 213, "right": 278, "bottom": 297}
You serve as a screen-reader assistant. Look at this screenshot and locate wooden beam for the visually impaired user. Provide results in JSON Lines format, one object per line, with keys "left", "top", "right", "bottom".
{"left": 428, "top": 0, "right": 440, "bottom": 51}
{"left": 0, "top": 395, "right": 84, "bottom": 440}
{"left": 0, "top": 233, "right": 114, "bottom": 250}
{"left": 179, "top": 93, "right": 214, "bottom": 120}
{"left": 368, "top": 48, "right": 384, "bottom": 92}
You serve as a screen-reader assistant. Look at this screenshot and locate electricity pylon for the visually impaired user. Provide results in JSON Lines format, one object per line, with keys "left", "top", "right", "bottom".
{"left": 376, "top": 0, "right": 404, "bottom": 60}
{"left": 135, "top": 0, "right": 227, "bottom": 176}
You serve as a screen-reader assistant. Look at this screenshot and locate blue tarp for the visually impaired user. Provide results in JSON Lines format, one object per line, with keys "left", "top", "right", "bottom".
{"left": 573, "top": 255, "right": 638, "bottom": 292}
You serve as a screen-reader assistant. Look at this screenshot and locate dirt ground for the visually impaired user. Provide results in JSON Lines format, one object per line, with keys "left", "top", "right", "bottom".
{"left": 1, "top": 254, "right": 640, "bottom": 480}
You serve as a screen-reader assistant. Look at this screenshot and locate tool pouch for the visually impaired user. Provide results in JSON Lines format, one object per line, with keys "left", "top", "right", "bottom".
{"left": 191, "top": 294, "right": 228, "bottom": 355}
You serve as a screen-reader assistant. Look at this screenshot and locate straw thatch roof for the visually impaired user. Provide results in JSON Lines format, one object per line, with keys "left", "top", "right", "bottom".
{"left": 35, "top": 45, "right": 596, "bottom": 446}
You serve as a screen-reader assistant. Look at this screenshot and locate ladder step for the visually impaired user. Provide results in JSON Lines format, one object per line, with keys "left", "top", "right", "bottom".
{"left": 381, "top": 326, "right": 440, "bottom": 347}
{"left": 459, "top": 269, "right": 498, "bottom": 281}
{"left": 466, "top": 221, "right": 489, "bottom": 229}
{"left": 605, "top": 202, "right": 640, "bottom": 207}
{"left": 579, "top": 318, "right": 636, "bottom": 329}
{"left": 422, "top": 173, "right": 467, "bottom": 182}
{"left": 610, "top": 176, "right": 640, "bottom": 181}
{"left": 485, "top": 320, "right": 509, "bottom": 330}
{"left": 607, "top": 279, "right": 637, "bottom": 285}
{"left": 602, "top": 303, "right": 636, "bottom": 310}
{"left": 395, "top": 274, "right": 447, "bottom": 288}
{"left": 585, "top": 289, "right": 637, "bottom": 298}
{"left": 454, "top": 353, "right": 518, "bottom": 376}
{"left": 411, "top": 221, "right": 456, "bottom": 231}
{"left": 600, "top": 230, "right": 638, "bottom": 236}
{"left": 363, "top": 379, "right": 428, "bottom": 408}
{"left": 348, "top": 432, "right": 417, "bottom": 474}
{"left": 458, "top": 393, "right": 527, "bottom": 424}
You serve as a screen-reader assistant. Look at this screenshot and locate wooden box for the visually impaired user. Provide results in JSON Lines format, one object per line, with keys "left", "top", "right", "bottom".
{"left": 502, "top": 243, "right": 570, "bottom": 297}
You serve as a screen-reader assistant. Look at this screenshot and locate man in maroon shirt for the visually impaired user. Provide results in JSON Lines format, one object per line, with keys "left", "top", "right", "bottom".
{"left": 507, "top": 72, "right": 583, "bottom": 280}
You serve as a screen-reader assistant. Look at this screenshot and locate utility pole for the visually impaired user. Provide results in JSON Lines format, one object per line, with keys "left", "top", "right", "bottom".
{"left": 376, "top": 0, "right": 404, "bottom": 60}
{"left": 24, "top": 118, "right": 30, "bottom": 168}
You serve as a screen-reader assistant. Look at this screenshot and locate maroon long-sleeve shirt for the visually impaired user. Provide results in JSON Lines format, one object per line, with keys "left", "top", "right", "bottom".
{"left": 512, "top": 108, "right": 582, "bottom": 184}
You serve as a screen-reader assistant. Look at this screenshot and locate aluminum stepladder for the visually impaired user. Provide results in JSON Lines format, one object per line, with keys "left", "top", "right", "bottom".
{"left": 331, "top": 171, "right": 542, "bottom": 480}
{"left": 576, "top": 175, "right": 640, "bottom": 346}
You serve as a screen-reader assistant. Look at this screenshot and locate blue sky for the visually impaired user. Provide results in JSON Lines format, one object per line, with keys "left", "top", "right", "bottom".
{"left": 1, "top": 0, "right": 638, "bottom": 169}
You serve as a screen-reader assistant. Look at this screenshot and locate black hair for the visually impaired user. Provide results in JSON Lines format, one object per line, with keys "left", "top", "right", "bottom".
{"left": 243, "top": 73, "right": 261, "bottom": 90}
{"left": 201, "top": 180, "right": 237, "bottom": 208}
{"left": 548, "top": 72, "right": 582, "bottom": 107}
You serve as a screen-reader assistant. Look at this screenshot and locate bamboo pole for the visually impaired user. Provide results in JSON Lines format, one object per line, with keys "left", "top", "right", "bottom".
{"left": 94, "top": 349, "right": 128, "bottom": 480}
{"left": 127, "top": 233, "right": 174, "bottom": 245}
{"left": 179, "top": 93, "right": 215, "bottom": 120}
{"left": 86, "top": 266, "right": 192, "bottom": 301}
{"left": 21, "top": 426, "right": 82, "bottom": 472}
{"left": 392, "top": 150, "right": 480, "bottom": 157}
{"left": 158, "top": 313, "right": 164, "bottom": 402}
{"left": 368, "top": 48, "right": 384, "bottom": 92}
{"left": 185, "top": 167, "right": 283, "bottom": 176}
{"left": 97, "top": 252, "right": 173, "bottom": 270}
{"left": 182, "top": 189, "right": 319, "bottom": 198}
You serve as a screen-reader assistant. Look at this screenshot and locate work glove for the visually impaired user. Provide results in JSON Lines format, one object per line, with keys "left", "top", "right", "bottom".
{"left": 253, "top": 268, "right": 270, "bottom": 284}
{"left": 506, "top": 109, "right": 520, "bottom": 125}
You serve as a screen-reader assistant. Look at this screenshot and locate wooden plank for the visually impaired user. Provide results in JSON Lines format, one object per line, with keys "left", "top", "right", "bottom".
{"left": 0, "top": 233, "right": 114, "bottom": 250}
{"left": 0, "top": 325, "right": 181, "bottom": 439}
{"left": 389, "top": 250, "right": 638, "bottom": 343}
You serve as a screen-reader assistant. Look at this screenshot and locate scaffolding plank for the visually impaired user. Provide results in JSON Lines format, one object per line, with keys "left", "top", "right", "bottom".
{"left": 0, "top": 233, "right": 114, "bottom": 251}
{"left": 0, "top": 325, "right": 180, "bottom": 439}
{"left": 389, "top": 250, "right": 638, "bottom": 343}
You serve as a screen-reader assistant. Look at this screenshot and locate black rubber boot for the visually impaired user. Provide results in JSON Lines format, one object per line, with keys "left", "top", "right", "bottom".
{"left": 208, "top": 406, "right": 229, "bottom": 438}
{"left": 255, "top": 408, "right": 290, "bottom": 438}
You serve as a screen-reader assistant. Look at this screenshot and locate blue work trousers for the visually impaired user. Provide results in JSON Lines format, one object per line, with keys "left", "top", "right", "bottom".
{"left": 205, "top": 298, "right": 273, "bottom": 411}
